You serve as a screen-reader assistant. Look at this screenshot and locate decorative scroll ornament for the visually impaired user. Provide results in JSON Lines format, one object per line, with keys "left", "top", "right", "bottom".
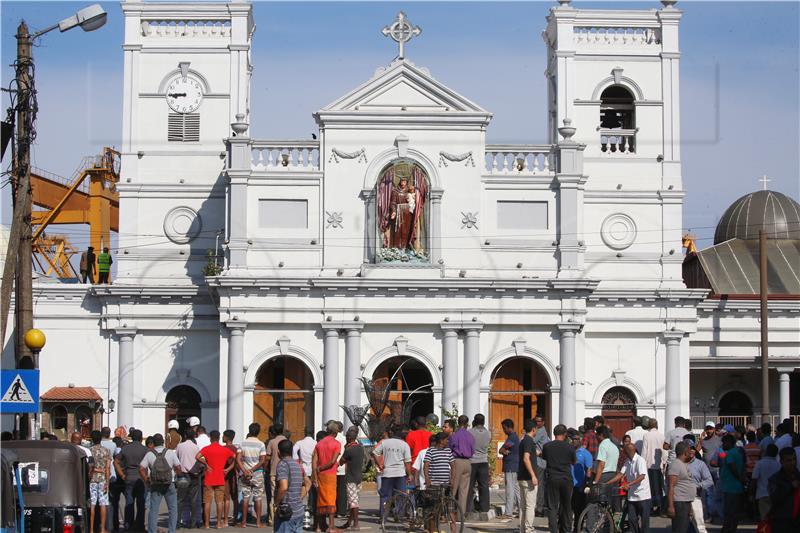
{"left": 439, "top": 151, "right": 475, "bottom": 167}
{"left": 461, "top": 211, "right": 478, "bottom": 229}
{"left": 325, "top": 211, "right": 343, "bottom": 229}
{"left": 328, "top": 147, "right": 367, "bottom": 164}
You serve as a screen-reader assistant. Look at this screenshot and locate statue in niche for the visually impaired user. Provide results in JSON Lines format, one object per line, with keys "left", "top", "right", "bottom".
{"left": 376, "top": 160, "right": 428, "bottom": 262}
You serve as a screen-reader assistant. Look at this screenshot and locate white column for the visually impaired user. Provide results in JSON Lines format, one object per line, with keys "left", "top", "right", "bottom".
{"left": 226, "top": 322, "right": 246, "bottom": 435}
{"left": 116, "top": 328, "right": 137, "bottom": 429}
{"left": 344, "top": 325, "right": 364, "bottom": 429}
{"left": 322, "top": 326, "right": 340, "bottom": 423}
{"left": 778, "top": 369, "right": 793, "bottom": 422}
{"left": 441, "top": 325, "right": 459, "bottom": 415}
{"left": 463, "top": 325, "right": 483, "bottom": 418}
{"left": 558, "top": 322, "right": 583, "bottom": 428}
{"left": 663, "top": 330, "right": 685, "bottom": 427}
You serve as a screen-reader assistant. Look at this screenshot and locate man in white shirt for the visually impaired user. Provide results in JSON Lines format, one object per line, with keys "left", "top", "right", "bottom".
{"left": 641, "top": 418, "right": 665, "bottom": 514}
{"left": 625, "top": 417, "right": 647, "bottom": 455}
{"left": 412, "top": 445, "right": 429, "bottom": 490}
{"left": 293, "top": 428, "right": 317, "bottom": 478}
{"left": 334, "top": 421, "right": 347, "bottom": 516}
{"left": 750, "top": 443, "right": 780, "bottom": 521}
{"left": 663, "top": 416, "right": 689, "bottom": 464}
{"left": 607, "top": 443, "right": 651, "bottom": 533}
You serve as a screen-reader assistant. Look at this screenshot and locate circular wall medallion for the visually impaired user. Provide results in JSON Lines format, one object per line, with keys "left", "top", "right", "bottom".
{"left": 601, "top": 213, "right": 637, "bottom": 250}
{"left": 164, "top": 206, "right": 202, "bottom": 244}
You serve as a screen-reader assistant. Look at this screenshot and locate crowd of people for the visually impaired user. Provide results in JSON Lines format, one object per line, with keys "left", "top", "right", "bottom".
{"left": 25, "top": 412, "right": 800, "bottom": 533}
{"left": 492, "top": 415, "right": 800, "bottom": 533}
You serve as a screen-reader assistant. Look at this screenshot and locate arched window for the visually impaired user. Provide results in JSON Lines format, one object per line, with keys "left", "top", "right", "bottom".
{"left": 375, "top": 160, "right": 429, "bottom": 263}
{"left": 600, "top": 85, "right": 635, "bottom": 154}
{"left": 51, "top": 405, "right": 68, "bottom": 432}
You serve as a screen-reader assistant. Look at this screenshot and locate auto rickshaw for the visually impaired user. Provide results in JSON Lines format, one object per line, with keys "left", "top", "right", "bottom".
{"left": 1, "top": 447, "right": 22, "bottom": 533}
{"left": 3, "top": 440, "right": 90, "bottom": 533}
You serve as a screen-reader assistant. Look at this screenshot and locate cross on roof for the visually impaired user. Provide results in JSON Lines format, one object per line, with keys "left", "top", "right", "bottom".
{"left": 382, "top": 11, "right": 421, "bottom": 60}
{"left": 759, "top": 174, "right": 771, "bottom": 191}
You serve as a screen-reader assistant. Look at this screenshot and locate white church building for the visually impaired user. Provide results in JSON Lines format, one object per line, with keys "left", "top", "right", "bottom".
{"left": 6, "top": 0, "right": 799, "bottom": 442}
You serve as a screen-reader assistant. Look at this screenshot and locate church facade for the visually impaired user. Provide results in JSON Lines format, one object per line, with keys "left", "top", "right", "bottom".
{"left": 8, "top": 0, "right": 799, "bottom": 440}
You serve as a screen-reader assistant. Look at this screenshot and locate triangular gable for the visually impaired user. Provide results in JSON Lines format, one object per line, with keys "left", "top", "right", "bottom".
{"left": 321, "top": 60, "right": 489, "bottom": 114}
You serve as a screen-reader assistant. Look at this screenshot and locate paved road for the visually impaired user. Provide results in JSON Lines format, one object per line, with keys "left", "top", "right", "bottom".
{"left": 154, "top": 490, "right": 758, "bottom": 532}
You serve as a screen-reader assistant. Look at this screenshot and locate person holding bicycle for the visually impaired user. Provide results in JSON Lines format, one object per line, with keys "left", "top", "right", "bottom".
{"left": 373, "top": 424, "right": 413, "bottom": 516}
{"left": 606, "top": 442, "right": 651, "bottom": 533}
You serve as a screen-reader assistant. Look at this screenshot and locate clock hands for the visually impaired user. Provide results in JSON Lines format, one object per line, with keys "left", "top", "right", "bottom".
{"left": 167, "top": 92, "right": 187, "bottom": 98}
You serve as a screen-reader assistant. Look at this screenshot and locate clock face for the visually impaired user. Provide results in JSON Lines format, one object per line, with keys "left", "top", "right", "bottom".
{"left": 165, "top": 77, "right": 203, "bottom": 114}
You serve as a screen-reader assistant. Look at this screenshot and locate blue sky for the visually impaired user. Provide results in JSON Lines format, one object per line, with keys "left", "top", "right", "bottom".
{"left": 1, "top": 0, "right": 798, "bottom": 250}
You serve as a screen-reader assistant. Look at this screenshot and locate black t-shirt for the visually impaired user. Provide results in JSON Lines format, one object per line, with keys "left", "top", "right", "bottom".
{"left": 518, "top": 435, "right": 536, "bottom": 481}
{"left": 342, "top": 443, "right": 365, "bottom": 483}
{"left": 542, "top": 439, "right": 576, "bottom": 482}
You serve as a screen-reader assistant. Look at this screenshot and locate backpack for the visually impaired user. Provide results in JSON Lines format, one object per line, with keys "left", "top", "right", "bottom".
{"left": 150, "top": 449, "right": 173, "bottom": 487}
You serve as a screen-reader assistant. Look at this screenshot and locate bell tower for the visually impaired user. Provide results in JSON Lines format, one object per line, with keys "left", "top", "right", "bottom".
{"left": 116, "top": 1, "right": 254, "bottom": 282}
{"left": 544, "top": 0, "right": 684, "bottom": 287}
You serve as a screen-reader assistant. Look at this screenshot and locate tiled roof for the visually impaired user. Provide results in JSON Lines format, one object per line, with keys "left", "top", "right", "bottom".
{"left": 40, "top": 386, "right": 102, "bottom": 402}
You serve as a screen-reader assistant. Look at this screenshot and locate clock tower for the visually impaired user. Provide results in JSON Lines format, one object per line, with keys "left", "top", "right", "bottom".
{"left": 117, "top": 1, "right": 254, "bottom": 283}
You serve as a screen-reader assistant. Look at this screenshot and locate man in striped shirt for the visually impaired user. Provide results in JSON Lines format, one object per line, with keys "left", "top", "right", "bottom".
{"left": 424, "top": 433, "right": 454, "bottom": 488}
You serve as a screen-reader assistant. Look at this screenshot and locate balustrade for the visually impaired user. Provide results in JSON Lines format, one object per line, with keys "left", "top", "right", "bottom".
{"left": 599, "top": 129, "right": 636, "bottom": 154}
{"left": 574, "top": 26, "right": 660, "bottom": 46}
{"left": 251, "top": 141, "right": 320, "bottom": 171}
{"left": 484, "top": 145, "right": 553, "bottom": 175}
{"left": 141, "top": 19, "right": 231, "bottom": 37}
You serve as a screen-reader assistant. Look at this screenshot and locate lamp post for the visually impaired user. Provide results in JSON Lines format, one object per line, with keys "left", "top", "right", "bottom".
{"left": 693, "top": 395, "right": 716, "bottom": 427}
{"left": 23, "top": 328, "right": 45, "bottom": 439}
{"left": 99, "top": 398, "right": 116, "bottom": 428}
{"left": 0, "top": 4, "right": 108, "bottom": 369}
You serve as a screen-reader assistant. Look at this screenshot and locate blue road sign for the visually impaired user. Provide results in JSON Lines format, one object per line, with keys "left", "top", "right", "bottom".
{"left": 0, "top": 369, "right": 39, "bottom": 414}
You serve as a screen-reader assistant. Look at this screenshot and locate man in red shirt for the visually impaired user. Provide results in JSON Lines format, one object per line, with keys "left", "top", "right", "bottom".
{"left": 313, "top": 421, "right": 342, "bottom": 533}
{"left": 196, "top": 430, "right": 236, "bottom": 528}
{"left": 405, "top": 416, "right": 432, "bottom": 464}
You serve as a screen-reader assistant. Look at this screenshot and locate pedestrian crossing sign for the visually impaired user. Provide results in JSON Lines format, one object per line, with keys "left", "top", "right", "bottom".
{"left": 0, "top": 369, "right": 39, "bottom": 414}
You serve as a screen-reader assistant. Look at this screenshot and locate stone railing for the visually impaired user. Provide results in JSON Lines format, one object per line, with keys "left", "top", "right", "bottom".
{"left": 574, "top": 26, "right": 661, "bottom": 46}
{"left": 251, "top": 140, "right": 321, "bottom": 171}
{"left": 140, "top": 19, "right": 232, "bottom": 37}
{"left": 599, "top": 129, "right": 636, "bottom": 154}
{"left": 484, "top": 145, "right": 554, "bottom": 175}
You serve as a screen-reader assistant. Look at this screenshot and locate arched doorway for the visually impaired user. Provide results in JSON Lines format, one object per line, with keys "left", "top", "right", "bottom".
{"left": 489, "top": 357, "right": 550, "bottom": 470}
{"left": 601, "top": 387, "right": 637, "bottom": 439}
{"left": 165, "top": 385, "right": 202, "bottom": 436}
{"left": 254, "top": 356, "right": 314, "bottom": 441}
{"left": 371, "top": 356, "right": 434, "bottom": 426}
{"left": 718, "top": 391, "right": 753, "bottom": 426}
{"left": 75, "top": 405, "right": 94, "bottom": 439}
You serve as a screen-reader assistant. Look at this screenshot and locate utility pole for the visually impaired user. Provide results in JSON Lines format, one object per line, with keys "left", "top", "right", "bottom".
{"left": 759, "top": 228, "right": 769, "bottom": 421}
{"left": 0, "top": 21, "right": 35, "bottom": 368}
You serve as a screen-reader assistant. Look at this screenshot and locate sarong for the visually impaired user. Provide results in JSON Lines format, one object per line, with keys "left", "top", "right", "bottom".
{"left": 317, "top": 473, "right": 337, "bottom": 514}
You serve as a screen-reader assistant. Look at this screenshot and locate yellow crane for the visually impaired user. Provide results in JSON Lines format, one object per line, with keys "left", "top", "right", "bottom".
{"left": 30, "top": 147, "right": 120, "bottom": 281}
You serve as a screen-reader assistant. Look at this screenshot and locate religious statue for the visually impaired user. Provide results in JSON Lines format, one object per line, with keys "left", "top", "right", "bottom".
{"left": 376, "top": 161, "right": 428, "bottom": 262}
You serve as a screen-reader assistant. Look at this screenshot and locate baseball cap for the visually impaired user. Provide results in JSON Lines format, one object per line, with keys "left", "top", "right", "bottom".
{"left": 723, "top": 424, "right": 734, "bottom": 433}
{"left": 167, "top": 420, "right": 180, "bottom": 430}
{"left": 187, "top": 416, "right": 200, "bottom": 427}
{"left": 705, "top": 421, "right": 716, "bottom": 428}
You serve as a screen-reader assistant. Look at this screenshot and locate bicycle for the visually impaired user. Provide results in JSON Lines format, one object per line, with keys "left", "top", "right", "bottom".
{"left": 576, "top": 482, "right": 628, "bottom": 533}
{"left": 381, "top": 485, "right": 464, "bottom": 533}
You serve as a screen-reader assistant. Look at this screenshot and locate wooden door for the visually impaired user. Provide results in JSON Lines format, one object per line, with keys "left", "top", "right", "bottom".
{"left": 603, "top": 410, "right": 635, "bottom": 440}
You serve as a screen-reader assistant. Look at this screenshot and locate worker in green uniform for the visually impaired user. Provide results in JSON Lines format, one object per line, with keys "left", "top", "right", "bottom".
{"left": 97, "top": 247, "right": 113, "bottom": 284}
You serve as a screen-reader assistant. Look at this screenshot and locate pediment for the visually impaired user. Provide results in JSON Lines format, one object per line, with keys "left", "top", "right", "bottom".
{"left": 320, "top": 60, "right": 489, "bottom": 115}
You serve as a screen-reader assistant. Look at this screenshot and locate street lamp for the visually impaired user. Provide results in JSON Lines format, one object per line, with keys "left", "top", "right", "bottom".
{"left": 32, "top": 4, "right": 108, "bottom": 38}
{"left": 23, "top": 329, "right": 45, "bottom": 439}
{"left": 693, "top": 395, "right": 716, "bottom": 426}
{"left": 0, "top": 3, "right": 108, "bottom": 380}
{"left": 99, "top": 398, "right": 116, "bottom": 427}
